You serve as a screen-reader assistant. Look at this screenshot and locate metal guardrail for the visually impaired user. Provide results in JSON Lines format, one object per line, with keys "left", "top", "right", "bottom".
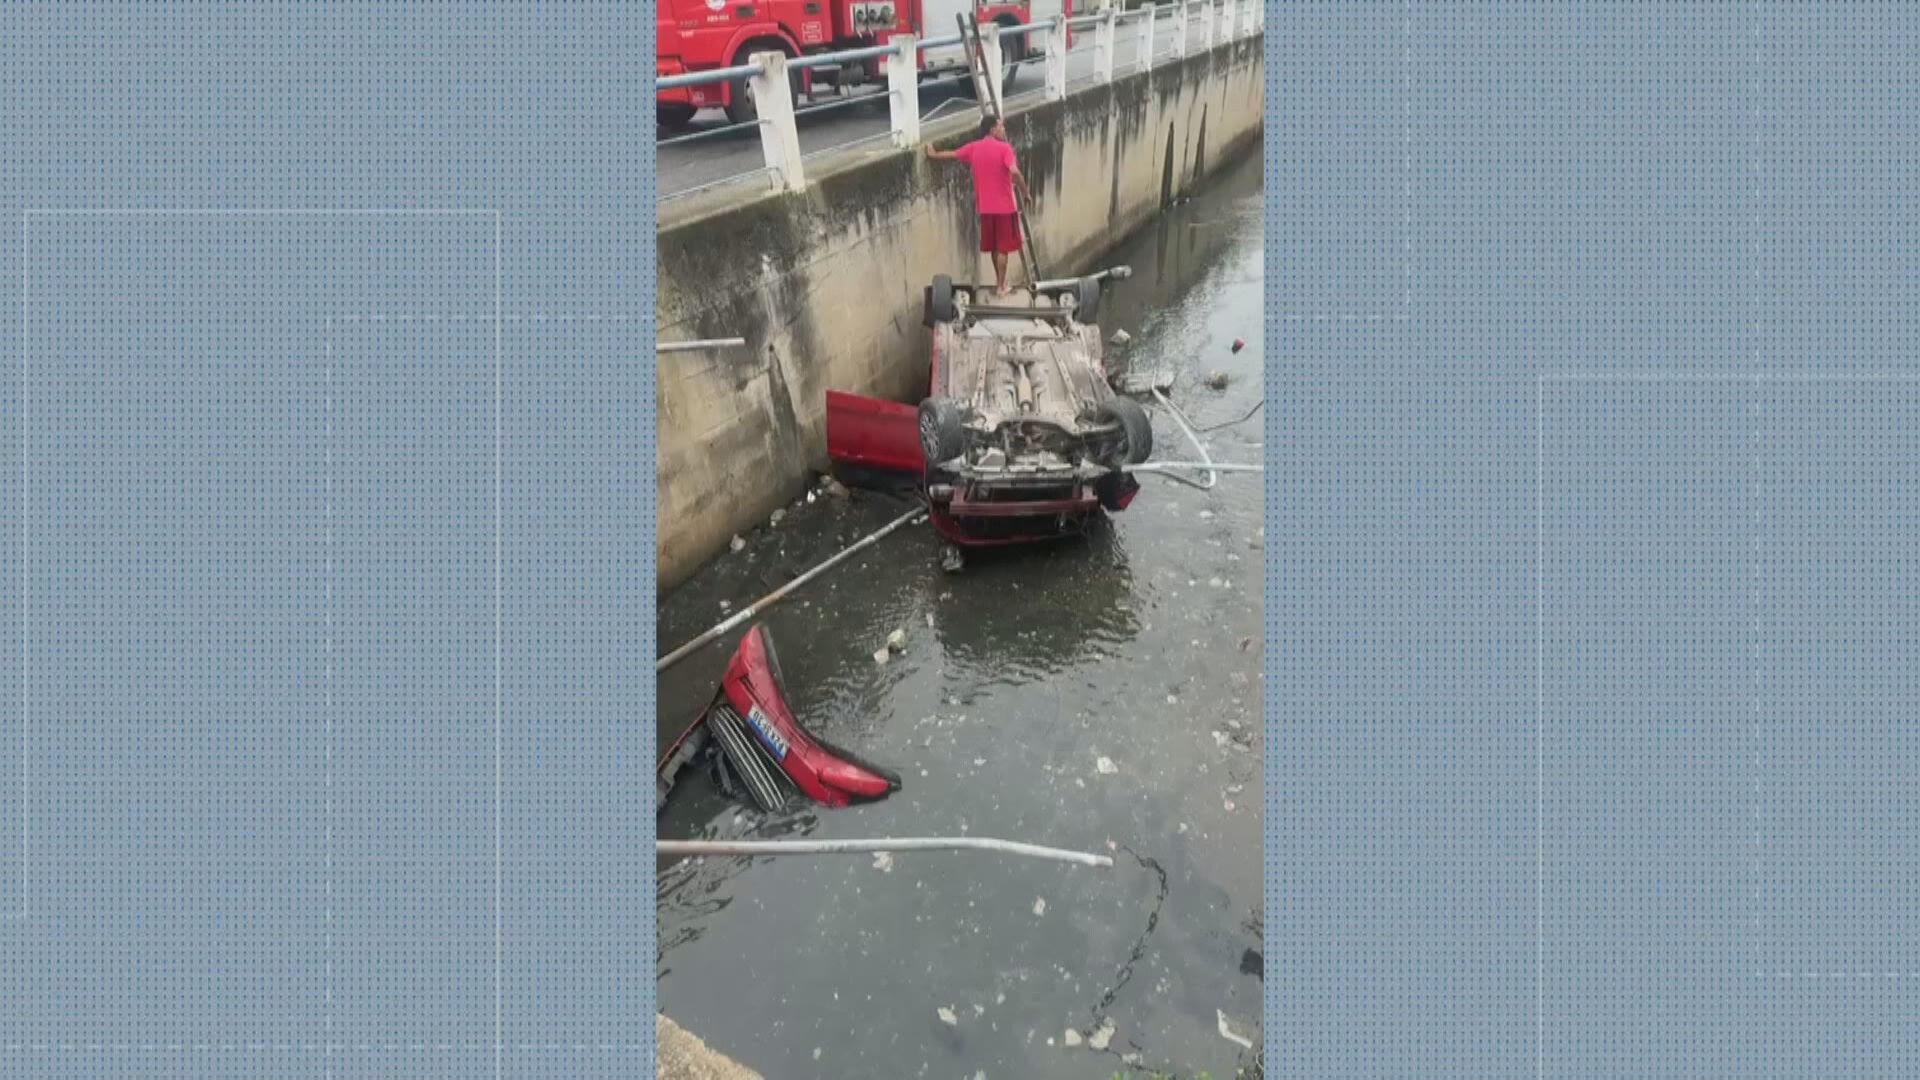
{"left": 656, "top": 0, "right": 1261, "bottom": 201}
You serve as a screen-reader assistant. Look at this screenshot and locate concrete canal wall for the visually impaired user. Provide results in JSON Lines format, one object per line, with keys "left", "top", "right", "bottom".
{"left": 655, "top": 33, "right": 1264, "bottom": 587}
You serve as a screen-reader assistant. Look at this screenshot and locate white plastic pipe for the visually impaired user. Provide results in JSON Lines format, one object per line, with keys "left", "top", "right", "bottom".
{"left": 1134, "top": 460, "right": 1262, "bottom": 474}
{"left": 657, "top": 338, "right": 747, "bottom": 353}
{"left": 658, "top": 836, "right": 1114, "bottom": 868}
{"left": 656, "top": 507, "right": 925, "bottom": 671}
{"left": 1152, "top": 387, "right": 1217, "bottom": 488}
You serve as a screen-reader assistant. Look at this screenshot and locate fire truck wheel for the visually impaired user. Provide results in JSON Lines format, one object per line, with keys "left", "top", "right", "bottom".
{"left": 1098, "top": 395, "right": 1153, "bottom": 465}
{"left": 725, "top": 48, "right": 802, "bottom": 126}
{"left": 918, "top": 397, "right": 966, "bottom": 465}
{"left": 657, "top": 103, "right": 696, "bottom": 130}
{"left": 1000, "top": 29, "right": 1025, "bottom": 92}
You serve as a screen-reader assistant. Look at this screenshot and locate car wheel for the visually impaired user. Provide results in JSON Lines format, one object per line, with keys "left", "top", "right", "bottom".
{"left": 924, "top": 274, "right": 958, "bottom": 326}
{"left": 1098, "top": 395, "right": 1153, "bottom": 465}
{"left": 918, "top": 397, "right": 966, "bottom": 464}
{"left": 1074, "top": 275, "right": 1103, "bottom": 322}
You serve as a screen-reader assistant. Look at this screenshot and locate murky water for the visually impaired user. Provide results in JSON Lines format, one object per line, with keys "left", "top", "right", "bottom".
{"left": 657, "top": 148, "right": 1265, "bottom": 1080}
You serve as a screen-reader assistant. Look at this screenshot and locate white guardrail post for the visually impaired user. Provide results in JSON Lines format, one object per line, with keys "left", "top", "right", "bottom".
{"left": 1137, "top": 5, "right": 1155, "bottom": 71}
{"left": 1045, "top": 15, "right": 1069, "bottom": 100}
{"left": 888, "top": 34, "right": 920, "bottom": 146}
{"left": 1239, "top": 0, "right": 1254, "bottom": 38}
{"left": 1199, "top": 0, "right": 1214, "bottom": 50}
{"left": 1172, "top": 0, "right": 1188, "bottom": 58}
{"left": 981, "top": 22, "right": 1005, "bottom": 94}
{"left": 1094, "top": 5, "right": 1117, "bottom": 83}
{"left": 751, "top": 51, "right": 806, "bottom": 192}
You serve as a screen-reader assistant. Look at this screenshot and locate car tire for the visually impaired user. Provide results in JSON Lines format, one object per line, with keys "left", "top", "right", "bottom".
{"left": 1074, "top": 275, "right": 1103, "bottom": 322}
{"left": 1098, "top": 395, "right": 1153, "bottom": 465}
{"left": 918, "top": 397, "right": 966, "bottom": 465}
{"left": 924, "top": 274, "right": 958, "bottom": 326}
{"left": 657, "top": 103, "right": 697, "bottom": 130}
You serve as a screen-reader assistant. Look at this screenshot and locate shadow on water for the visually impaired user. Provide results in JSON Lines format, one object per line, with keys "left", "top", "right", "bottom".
{"left": 928, "top": 520, "right": 1140, "bottom": 690}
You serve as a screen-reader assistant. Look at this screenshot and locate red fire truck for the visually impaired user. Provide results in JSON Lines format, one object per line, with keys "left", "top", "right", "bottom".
{"left": 658, "top": 0, "right": 1051, "bottom": 128}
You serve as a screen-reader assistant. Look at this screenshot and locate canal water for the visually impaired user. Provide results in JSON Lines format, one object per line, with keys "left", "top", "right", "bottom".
{"left": 657, "top": 147, "right": 1265, "bottom": 1079}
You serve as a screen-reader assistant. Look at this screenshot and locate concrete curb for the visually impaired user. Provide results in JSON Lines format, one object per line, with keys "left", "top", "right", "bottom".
{"left": 656, "top": 1014, "right": 764, "bottom": 1079}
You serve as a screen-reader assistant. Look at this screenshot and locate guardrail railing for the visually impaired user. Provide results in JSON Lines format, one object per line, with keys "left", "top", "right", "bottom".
{"left": 657, "top": 0, "right": 1262, "bottom": 202}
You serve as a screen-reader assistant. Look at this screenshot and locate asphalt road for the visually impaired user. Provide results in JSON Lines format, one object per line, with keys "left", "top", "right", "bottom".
{"left": 658, "top": 18, "right": 1231, "bottom": 197}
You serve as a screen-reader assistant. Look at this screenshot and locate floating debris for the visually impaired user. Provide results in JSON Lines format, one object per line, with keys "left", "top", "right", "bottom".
{"left": 937, "top": 1006, "right": 958, "bottom": 1026}
{"left": 873, "top": 851, "right": 894, "bottom": 873}
{"left": 1206, "top": 370, "right": 1231, "bottom": 389}
{"left": 1095, "top": 756, "right": 1118, "bottom": 775}
{"left": 873, "top": 646, "right": 891, "bottom": 664}
{"left": 887, "top": 628, "right": 907, "bottom": 649}
{"left": 1088, "top": 1018, "right": 1116, "bottom": 1051}
{"left": 1217, "top": 1009, "right": 1254, "bottom": 1049}
{"left": 730, "top": 534, "right": 746, "bottom": 553}
{"left": 1063, "top": 1029, "right": 1082, "bottom": 1047}
{"left": 1033, "top": 897, "right": 1047, "bottom": 917}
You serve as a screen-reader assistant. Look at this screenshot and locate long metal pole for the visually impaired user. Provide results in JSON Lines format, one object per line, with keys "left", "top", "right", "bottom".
{"left": 656, "top": 506, "right": 925, "bottom": 671}
{"left": 658, "top": 836, "right": 1114, "bottom": 868}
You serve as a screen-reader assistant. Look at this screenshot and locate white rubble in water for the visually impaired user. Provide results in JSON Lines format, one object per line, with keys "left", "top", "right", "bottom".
{"left": 730, "top": 534, "right": 746, "bottom": 553}
{"left": 1088, "top": 1019, "right": 1116, "bottom": 1051}
{"left": 1063, "top": 1029, "right": 1082, "bottom": 1047}
{"left": 872, "top": 852, "right": 894, "bottom": 873}
{"left": 1217, "top": 1009, "right": 1254, "bottom": 1049}
{"left": 1033, "top": 896, "right": 1047, "bottom": 917}
{"left": 937, "top": 1006, "right": 958, "bottom": 1026}
{"left": 887, "top": 628, "right": 907, "bottom": 649}
{"left": 769, "top": 508, "right": 786, "bottom": 525}
{"left": 873, "top": 646, "right": 891, "bottom": 664}
{"left": 1095, "top": 756, "right": 1118, "bottom": 775}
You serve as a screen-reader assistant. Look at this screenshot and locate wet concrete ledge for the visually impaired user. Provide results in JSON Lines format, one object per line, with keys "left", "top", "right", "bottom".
{"left": 657, "top": 1014, "right": 764, "bottom": 1079}
{"left": 656, "top": 34, "right": 1264, "bottom": 588}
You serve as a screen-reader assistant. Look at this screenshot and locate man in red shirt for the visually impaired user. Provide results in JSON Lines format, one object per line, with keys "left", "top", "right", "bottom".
{"left": 926, "top": 116, "right": 1033, "bottom": 295}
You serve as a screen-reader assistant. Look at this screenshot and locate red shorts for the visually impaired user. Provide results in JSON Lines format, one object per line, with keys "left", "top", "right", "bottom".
{"left": 978, "top": 212, "right": 1022, "bottom": 254}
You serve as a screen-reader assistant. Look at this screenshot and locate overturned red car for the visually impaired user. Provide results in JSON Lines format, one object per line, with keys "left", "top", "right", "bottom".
{"left": 826, "top": 268, "right": 1150, "bottom": 549}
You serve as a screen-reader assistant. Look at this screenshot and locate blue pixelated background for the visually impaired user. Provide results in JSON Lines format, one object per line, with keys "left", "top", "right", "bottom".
{"left": 1270, "top": 4, "right": 1920, "bottom": 1077}
{"left": 1, "top": 8, "right": 652, "bottom": 1078}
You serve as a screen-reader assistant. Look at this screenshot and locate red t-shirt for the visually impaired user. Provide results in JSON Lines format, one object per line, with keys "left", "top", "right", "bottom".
{"left": 955, "top": 136, "right": 1018, "bottom": 215}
